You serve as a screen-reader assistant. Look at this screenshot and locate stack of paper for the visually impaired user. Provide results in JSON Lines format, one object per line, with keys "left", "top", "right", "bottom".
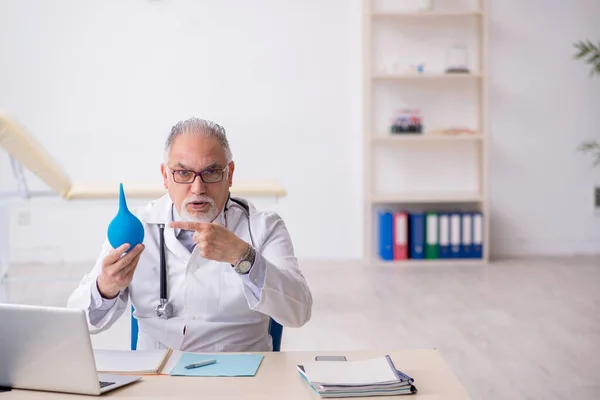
{"left": 297, "top": 355, "right": 418, "bottom": 397}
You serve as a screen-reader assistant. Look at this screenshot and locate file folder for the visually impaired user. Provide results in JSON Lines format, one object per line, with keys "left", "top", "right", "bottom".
{"left": 409, "top": 213, "right": 425, "bottom": 259}
{"left": 170, "top": 353, "right": 264, "bottom": 377}
{"left": 438, "top": 213, "right": 450, "bottom": 259}
{"left": 472, "top": 212, "right": 483, "bottom": 258}
{"left": 378, "top": 211, "right": 394, "bottom": 261}
{"left": 449, "top": 213, "right": 461, "bottom": 258}
{"left": 297, "top": 355, "right": 418, "bottom": 397}
{"left": 461, "top": 213, "right": 473, "bottom": 258}
{"left": 393, "top": 212, "right": 408, "bottom": 260}
{"left": 425, "top": 212, "right": 439, "bottom": 259}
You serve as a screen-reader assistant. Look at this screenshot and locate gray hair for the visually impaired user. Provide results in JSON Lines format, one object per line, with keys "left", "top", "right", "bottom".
{"left": 163, "top": 117, "right": 233, "bottom": 164}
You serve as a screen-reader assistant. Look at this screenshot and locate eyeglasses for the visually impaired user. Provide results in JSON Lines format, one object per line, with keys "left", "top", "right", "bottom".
{"left": 169, "top": 166, "right": 228, "bottom": 184}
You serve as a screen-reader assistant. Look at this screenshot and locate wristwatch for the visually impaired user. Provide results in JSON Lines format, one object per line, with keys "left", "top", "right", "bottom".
{"left": 233, "top": 244, "right": 256, "bottom": 275}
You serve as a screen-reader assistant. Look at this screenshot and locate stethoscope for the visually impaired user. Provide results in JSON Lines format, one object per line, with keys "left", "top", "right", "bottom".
{"left": 155, "top": 195, "right": 252, "bottom": 319}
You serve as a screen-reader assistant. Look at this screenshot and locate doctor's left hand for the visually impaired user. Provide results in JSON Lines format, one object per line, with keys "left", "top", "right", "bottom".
{"left": 170, "top": 221, "right": 249, "bottom": 265}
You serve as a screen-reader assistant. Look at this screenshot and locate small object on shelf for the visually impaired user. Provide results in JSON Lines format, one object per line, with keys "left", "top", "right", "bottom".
{"left": 429, "top": 127, "right": 476, "bottom": 136}
{"left": 445, "top": 45, "right": 470, "bottom": 74}
{"left": 418, "top": 0, "right": 434, "bottom": 11}
{"left": 390, "top": 109, "right": 423, "bottom": 134}
{"left": 381, "top": 61, "right": 405, "bottom": 74}
{"left": 408, "top": 63, "right": 426, "bottom": 74}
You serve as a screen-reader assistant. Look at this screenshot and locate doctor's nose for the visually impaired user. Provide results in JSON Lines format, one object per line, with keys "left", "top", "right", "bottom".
{"left": 190, "top": 175, "right": 207, "bottom": 195}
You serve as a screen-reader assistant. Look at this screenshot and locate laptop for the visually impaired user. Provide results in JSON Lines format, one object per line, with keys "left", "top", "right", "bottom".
{"left": 0, "top": 303, "right": 142, "bottom": 395}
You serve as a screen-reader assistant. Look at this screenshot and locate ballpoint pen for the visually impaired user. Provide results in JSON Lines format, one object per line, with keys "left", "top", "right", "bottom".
{"left": 184, "top": 359, "right": 217, "bottom": 370}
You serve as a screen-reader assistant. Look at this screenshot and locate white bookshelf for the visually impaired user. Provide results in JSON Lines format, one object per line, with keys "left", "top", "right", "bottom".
{"left": 362, "top": 0, "right": 490, "bottom": 265}
{"left": 370, "top": 192, "right": 482, "bottom": 204}
{"left": 373, "top": 73, "right": 483, "bottom": 80}
{"left": 372, "top": 134, "right": 483, "bottom": 143}
{"left": 370, "top": 10, "right": 483, "bottom": 18}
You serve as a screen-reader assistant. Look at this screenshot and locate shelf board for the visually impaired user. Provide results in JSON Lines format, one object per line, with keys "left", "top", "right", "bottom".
{"left": 373, "top": 73, "right": 482, "bottom": 81}
{"left": 372, "top": 134, "right": 483, "bottom": 143}
{"left": 371, "top": 10, "right": 483, "bottom": 18}
{"left": 371, "top": 193, "right": 482, "bottom": 204}
{"left": 369, "top": 258, "right": 487, "bottom": 267}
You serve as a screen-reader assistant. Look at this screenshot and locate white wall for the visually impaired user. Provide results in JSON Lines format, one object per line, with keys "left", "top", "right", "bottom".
{"left": 488, "top": 0, "right": 600, "bottom": 256}
{"left": 0, "top": 0, "right": 363, "bottom": 264}
{"left": 1, "top": 0, "right": 599, "bottom": 264}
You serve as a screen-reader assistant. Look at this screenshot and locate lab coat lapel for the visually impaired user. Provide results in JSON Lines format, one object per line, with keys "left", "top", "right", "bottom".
{"left": 185, "top": 211, "right": 227, "bottom": 268}
{"left": 165, "top": 225, "right": 193, "bottom": 262}
{"left": 142, "top": 194, "right": 192, "bottom": 263}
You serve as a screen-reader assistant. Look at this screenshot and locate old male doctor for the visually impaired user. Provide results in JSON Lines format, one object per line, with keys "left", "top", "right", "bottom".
{"left": 67, "top": 118, "right": 313, "bottom": 352}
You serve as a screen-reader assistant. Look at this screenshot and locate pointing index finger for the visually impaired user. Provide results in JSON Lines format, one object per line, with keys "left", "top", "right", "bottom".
{"left": 169, "top": 221, "right": 210, "bottom": 231}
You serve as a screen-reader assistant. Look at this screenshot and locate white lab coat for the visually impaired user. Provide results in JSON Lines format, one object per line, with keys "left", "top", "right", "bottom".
{"left": 67, "top": 194, "right": 312, "bottom": 352}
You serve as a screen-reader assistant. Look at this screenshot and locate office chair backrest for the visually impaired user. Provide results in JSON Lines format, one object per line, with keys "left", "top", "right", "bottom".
{"left": 268, "top": 318, "right": 283, "bottom": 352}
{"left": 130, "top": 306, "right": 139, "bottom": 350}
{"left": 130, "top": 307, "right": 283, "bottom": 351}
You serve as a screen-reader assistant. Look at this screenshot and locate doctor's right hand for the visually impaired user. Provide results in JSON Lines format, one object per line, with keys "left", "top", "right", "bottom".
{"left": 96, "top": 243, "right": 145, "bottom": 299}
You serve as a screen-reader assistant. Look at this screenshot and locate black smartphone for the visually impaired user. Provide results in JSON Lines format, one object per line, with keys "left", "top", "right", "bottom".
{"left": 315, "top": 355, "right": 347, "bottom": 361}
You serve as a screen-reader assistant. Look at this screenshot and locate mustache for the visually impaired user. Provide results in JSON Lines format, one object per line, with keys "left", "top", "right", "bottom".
{"left": 183, "top": 195, "right": 216, "bottom": 207}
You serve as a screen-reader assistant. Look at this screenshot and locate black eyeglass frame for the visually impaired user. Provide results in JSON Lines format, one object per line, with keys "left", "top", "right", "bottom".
{"left": 168, "top": 165, "right": 229, "bottom": 184}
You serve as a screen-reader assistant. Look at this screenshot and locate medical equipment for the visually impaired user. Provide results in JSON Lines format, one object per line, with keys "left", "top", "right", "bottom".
{"left": 107, "top": 183, "right": 145, "bottom": 250}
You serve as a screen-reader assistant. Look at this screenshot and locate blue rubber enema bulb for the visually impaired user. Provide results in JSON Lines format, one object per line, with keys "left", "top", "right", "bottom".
{"left": 107, "top": 183, "right": 145, "bottom": 251}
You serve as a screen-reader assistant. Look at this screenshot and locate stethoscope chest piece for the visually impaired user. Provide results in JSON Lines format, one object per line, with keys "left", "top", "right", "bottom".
{"left": 155, "top": 298, "right": 173, "bottom": 319}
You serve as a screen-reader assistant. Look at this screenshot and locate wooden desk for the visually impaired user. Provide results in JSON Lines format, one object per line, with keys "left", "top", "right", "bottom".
{"left": 4, "top": 350, "right": 470, "bottom": 399}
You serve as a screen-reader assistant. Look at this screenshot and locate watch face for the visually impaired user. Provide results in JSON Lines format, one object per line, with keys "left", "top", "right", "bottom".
{"left": 238, "top": 260, "right": 252, "bottom": 273}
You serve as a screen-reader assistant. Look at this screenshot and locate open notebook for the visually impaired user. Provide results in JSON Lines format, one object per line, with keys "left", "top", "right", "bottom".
{"left": 94, "top": 349, "right": 173, "bottom": 375}
{"left": 93, "top": 349, "right": 264, "bottom": 377}
{"left": 298, "top": 355, "right": 418, "bottom": 397}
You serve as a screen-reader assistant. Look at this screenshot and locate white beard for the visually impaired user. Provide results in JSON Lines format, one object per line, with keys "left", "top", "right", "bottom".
{"left": 180, "top": 195, "right": 219, "bottom": 223}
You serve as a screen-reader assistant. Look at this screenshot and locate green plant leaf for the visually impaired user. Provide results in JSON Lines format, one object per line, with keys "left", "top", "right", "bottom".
{"left": 578, "top": 141, "right": 600, "bottom": 167}
{"left": 574, "top": 39, "right": 600, "bottom": 77}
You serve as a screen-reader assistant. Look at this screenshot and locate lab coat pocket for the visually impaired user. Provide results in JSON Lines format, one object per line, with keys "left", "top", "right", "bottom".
{"left": 184, "top": 257, "right": 221, "bottom": 319}
{"left": 215, "top": 267, "right": 254, "bottom": 320}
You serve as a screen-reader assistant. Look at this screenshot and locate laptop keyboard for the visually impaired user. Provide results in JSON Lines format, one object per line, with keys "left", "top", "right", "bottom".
{"left": 99, "top": 381, "right": 116, "bottom": 389}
